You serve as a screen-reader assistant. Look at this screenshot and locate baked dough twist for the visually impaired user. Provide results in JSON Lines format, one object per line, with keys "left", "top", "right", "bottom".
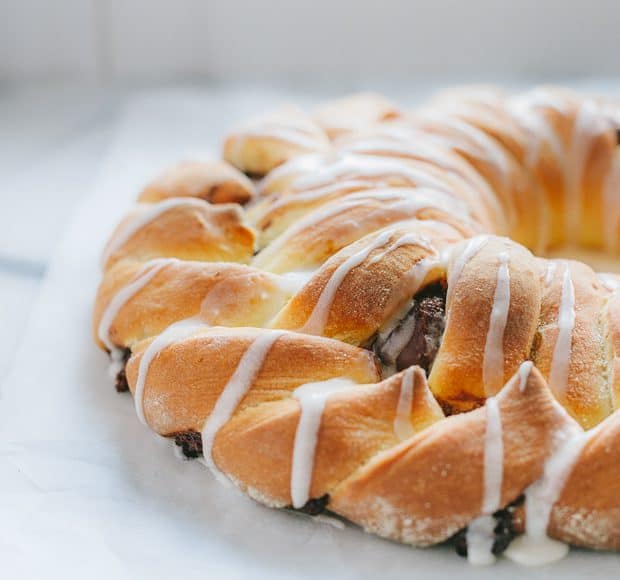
{"left": 94, "top": 88, "right": 620, "bottom": 566}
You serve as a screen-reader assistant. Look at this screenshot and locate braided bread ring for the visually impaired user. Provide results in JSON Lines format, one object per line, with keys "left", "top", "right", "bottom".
{"left": 93, "top": 87, "right": 620, "bottom": 566}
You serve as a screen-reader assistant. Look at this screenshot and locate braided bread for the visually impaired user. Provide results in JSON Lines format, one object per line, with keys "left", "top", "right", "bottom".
{"left": 93, "top": 87, "right": 620, "bottom": 566}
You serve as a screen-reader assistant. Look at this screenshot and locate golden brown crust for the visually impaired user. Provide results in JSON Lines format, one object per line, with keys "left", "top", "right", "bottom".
{"left": 603, "top": 279, "right": 620, "bottom": 406}
{"left": 313, "top": 93, "right": 402, "bottom": 139}
{"left": 139, "top": 160, "right": 256, "bottom": 205}
{"left": 271, "top": 222, "right": 461, "bottom": 344}
{"left": 552, "top": 412, "right": 620, "bottom": 549}
{"left": 408, "top": 105, "right": 538, "bottom": 248}
{"left": 125, "top": 328, "right": 381, "bottom": 434}
{"left": 330, "top": 367, "right": 572, "bottom": 545}
{"left": 102, "top": 199, "right": 256, "bottom": 270}
{"left": 430, "top": 237, "right": 543, "bottom": 410}
{"left": 533, "top": 260, "right": 614, "bottom": 428}
{"left": 510, "top": 89, "right": 616, "bottom": 251}
{"left": 251, "top": 188, "right": 479, "bottom": 274}
{"left": 93, "top": 259, "right": 294, "bottom": 350}
{"left": 222, "top": 107, "right": 330, "bottom": 176}
{"left": 215, "top": 368, "right": 443, "bottom": 507}
{"left": 251, "top": 153, "right": 497, "bottom": 248}
{"left": 334, "top": 122, "right": 507, "bottom": 232}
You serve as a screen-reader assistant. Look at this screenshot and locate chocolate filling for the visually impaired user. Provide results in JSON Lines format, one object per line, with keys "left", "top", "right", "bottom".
{"left": 174, "top": 430, "right": 204, "bottom": 459}
{"left": 290, "top": 494, "right": 330, "bottom": 516}
{"left": 113, "top": 348, "right": 131, "bottom": 393}
{"left": 452, "top": 495, "right": 524, "bottom": 558}
{"left": 373, "top": 282, "right": 447, "bottom": 374}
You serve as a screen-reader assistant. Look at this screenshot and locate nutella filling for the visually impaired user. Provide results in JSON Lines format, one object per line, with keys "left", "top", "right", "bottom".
{"left": 113, "top": 348, "right": 131, "bottom": 393}
{"left": 291, "top": 494, "right": 330, "bottom": 516}
{"left": 174, "top": 430, "right": 204, "bottom": 459}
{"left": 373, "top": 282, "right": 447, "bottom": 374}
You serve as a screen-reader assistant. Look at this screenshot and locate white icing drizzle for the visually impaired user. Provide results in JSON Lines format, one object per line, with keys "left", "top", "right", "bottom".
{"left": 252, "top": 186, "right": 470, "bottom": 272}
{"left": 277, "top": 270, "right": 318, "bottom": 294}
{"left": 393, "top": 367, "right": 416, "bottom": 441}
{"left": 466, "top": 396, "right": 504, "bottom": 565}
{"left": 548, "top": 266, "right": 576, "bottom": 398}
{"left": 543, "top": 260, "right": 557, "bottom": 287}
{"left": 507, "top": 97, "right": 563, "bottom": 253}
{"left": 102, "top": 198, "right": 207, "bottom": 265}
{"left": 507, "top": 91, "right": 594, "bottom": 253}
{"left": 286, "top": 153, "right": 453, "bottom": 193}
{"left": 240, "top": 126, "right": 326, "bottom": 150}
{"left": 466, "top": 516, "right": 497, "bottom": 566}
{"left": 517, "top": 361, "right": 534, "bottom": 392}
{"left": 446, "top": 235, "right": 489, "bottom": 307}
{"left": 598, "top": 271, "right": 620, "bottom": 292}
{"left": 134, "top": 317, "right": 208, "bottom": 425}
{"left": 507, "top": 93, "right": 565, "bottom": 168}
{"left": 299, "top": 231, "right": 393, "bottom": 334}
{"left": 201, "top": 331, "right": 285, "bottom": 482}
{"left": 367, "top": 232, "right": 434, "bottom": 265}
{"left": 290, "top": 377, "right": 357, "bottom": 508}
{"left": 417, "top": 109, "right": 511, "bottom": 190}
{"left": 340, "top": 131, "right": 505, "bottom": 223}
{"left": 482, "top": 251, "right": 511, "bottom": 396}
{"left": 520, "top": 88, "right": 571, "bottom": 115}
{"left": 481, "top": 397, "right": 504, "bottom": 514}
{"left": 459, "top": 102, "right": 511, "bottom": 131}
{"left": 262, "top": 178, "right": 373, "bottom": 209}
{"left": 342, "top": 133, "right": 460, "bottom": 170}
{"left": 97, "top": 258, "right": 177, "bottom": 377}
{"left": 333, "top": 186, "right": 472, "bottom": 219}
{"left": 233, "top": 110, "right": 329, "bottom": 151}
{"left": 344, "top": 136, "right": 477, "bottom": 191}
{"left": 259, "top": 152, "right": 324, "bottom": 191}
{"left": 401, "top": 255, "right": 441, "bottom": 291}
{"left": 97, "top": 258, "right": 175, "bottom": 353}
{"left": 505, "top": 420, "right": 593, "bottom": 567}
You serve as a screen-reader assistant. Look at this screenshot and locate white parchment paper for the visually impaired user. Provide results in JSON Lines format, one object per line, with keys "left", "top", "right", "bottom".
{"left": 2, "top": 87, "right": 619, "bottom": 580}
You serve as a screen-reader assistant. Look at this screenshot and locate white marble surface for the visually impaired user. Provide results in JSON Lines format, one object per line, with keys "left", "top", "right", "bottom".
{"left": 0, "top": 85, "right": 120, "bottom": 385}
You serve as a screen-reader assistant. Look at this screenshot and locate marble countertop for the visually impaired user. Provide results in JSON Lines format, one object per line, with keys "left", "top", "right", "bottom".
{"left": 0, "top": 85, "right": 122, "bottom": 382}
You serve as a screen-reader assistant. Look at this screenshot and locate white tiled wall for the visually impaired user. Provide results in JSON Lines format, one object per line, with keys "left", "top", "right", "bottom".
{"left": 1, "top": 0, "right": 620, "bottom": 83}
